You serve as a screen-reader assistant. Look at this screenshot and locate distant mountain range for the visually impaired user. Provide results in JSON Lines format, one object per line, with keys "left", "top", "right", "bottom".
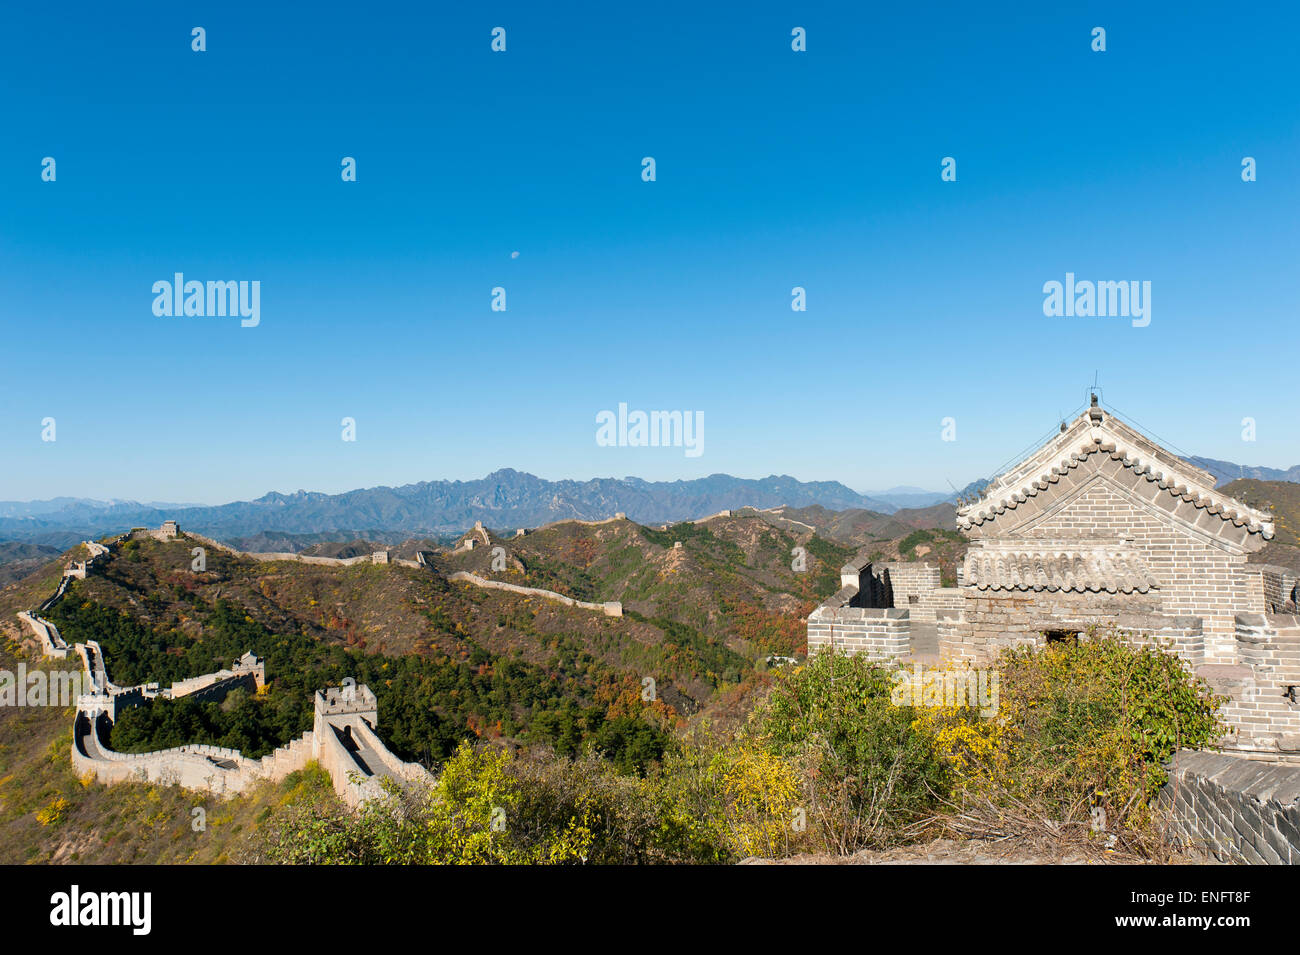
{"left": 1187, "top": 457, "right": 1300, "bottom": 487}
{"left": 0, "top": 459, "right": 1291, "bottom": 553}
{"left": 0, "top": 497, "right": 204, "bottom": 519}
{"left": 0, "top": 470, "right": 899, "bottom": 550}
{"left": 860, "top": 487, "right": 956, "bottom": 509}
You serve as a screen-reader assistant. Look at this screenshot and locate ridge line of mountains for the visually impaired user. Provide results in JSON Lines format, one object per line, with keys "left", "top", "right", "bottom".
{"left": 0, "top": 457, "right": 1293, "bottom": 552}
{"left": 0, "top": 469, "right": 932, "bottom": 546}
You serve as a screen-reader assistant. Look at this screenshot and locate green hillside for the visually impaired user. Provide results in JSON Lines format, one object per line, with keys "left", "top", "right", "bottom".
{"left": 0, "top": 515, "right": 854, "bottom": 863}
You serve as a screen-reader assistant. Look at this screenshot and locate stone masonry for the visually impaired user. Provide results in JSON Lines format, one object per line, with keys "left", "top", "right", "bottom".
{"left": 1165, "top": 751, "right": 1300, "bottom": 863}
{"left": 807, "top": 395, "right": 1297, "bottom": 758}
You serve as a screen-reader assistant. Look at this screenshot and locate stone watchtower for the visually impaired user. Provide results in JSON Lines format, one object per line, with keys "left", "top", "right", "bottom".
{"left": 310, "top": 683, "right": 391, "bottom": 805}
{"left": 947, "top": 394, "right": 1274, "bottom": 665}
{"left": 312, "top": 683, "right": 379, "bottom": 740}
{"left": 314, "top": 683, "right": 377, "bottom": 723}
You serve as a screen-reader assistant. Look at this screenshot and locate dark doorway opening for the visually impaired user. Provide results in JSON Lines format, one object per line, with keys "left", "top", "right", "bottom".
{"left": 1045, "top": 629, "right": 1079, "bottom": 644}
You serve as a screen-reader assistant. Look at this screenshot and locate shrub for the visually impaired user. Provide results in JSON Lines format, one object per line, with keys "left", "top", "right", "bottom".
{"left": 652, "top": 731, "right": 803, "bottom": 860}
{"left": 35, "top": 795, "right": 71, "bottom": 827}
{"left": 994, "top": 631, "right": 1224, "bottom": 829}
{"left": 916, "top": 630, "right": 1225, "bottom": 840}
{"left": 247, "top": 742, "right": 721, "bottom": 864}
{"left": 755, "top": 651, "right": 948, "bottom": 852}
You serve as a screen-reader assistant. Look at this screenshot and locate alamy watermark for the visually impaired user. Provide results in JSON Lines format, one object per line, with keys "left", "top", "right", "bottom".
{"left": 152, "top": 273, "right": 260, "bottom": 327}
{"left": 50, "top": 885, "right": 151, "bottom": 935}
{"left": 1042, "top": 272, "right": 1150, "bottom": 327}
{"left": 0, "top": 664, "right": 87, "bottom": 707}
{"left": 890, "top": 663, "right": 1000, "bottom": 716}
{"left": 596, "top": 403, "right": 703, "bottom": 458}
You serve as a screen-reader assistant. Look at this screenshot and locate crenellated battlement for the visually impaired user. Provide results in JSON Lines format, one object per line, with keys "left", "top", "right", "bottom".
{"left": 314, "top": 683, "right": 378, "bottom": 718}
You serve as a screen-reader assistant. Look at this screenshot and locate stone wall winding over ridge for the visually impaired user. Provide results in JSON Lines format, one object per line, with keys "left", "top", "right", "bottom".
{"left": 449, "top": 571, "right": 623, "bottom": 617}
{"left": 68, "top": 647, "right": 430, "bottom": 804}
{"left": 73, "top": 711, "right": 316, "bottom": 796}
{"left": 17, "top": 538, "right": 115, "bottom": 660}
{"left": 72, "top": 675, "right": 431, "bottom": 805}
{"left": 12, "top": 515, "right": 658, "bottom": 805}
{"left": 13, "top": 522, "right": 434, "bottom": 805}
{"left": 17, "top": 610, "right": 69, "bottom": 659}
{"left": 185, "top": 530, "right": 424, "bottom": 569}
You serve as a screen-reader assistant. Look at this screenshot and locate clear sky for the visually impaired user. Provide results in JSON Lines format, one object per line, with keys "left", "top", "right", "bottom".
{"left": 1, "top": 1, "right": 1296, "bottom": 504}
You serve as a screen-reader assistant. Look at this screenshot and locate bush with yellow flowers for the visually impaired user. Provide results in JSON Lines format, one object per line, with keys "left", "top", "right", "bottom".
{"left": 908, "top": 630, "right": 1224, "bottom": 837}
{"left": 35, "top": 795, "right": 71, "bottom": 827}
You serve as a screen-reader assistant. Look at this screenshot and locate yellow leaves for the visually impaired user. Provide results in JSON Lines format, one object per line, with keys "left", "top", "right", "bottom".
{"left": 904, "top": 662, "right": 1009, "bottom": 799}
{"left": 539, "top": 803, "right": 597, "bottom": 864}
{"left": 35, "top": 795, "right": 70, "bottom": 826}
{"left": 706, "top": 740, "right": 801, "bottom": 858}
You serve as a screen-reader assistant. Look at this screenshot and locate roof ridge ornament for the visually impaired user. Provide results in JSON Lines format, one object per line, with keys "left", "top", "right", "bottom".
{"left": 954, "top": 397, "right": 1275, "bottom": 542}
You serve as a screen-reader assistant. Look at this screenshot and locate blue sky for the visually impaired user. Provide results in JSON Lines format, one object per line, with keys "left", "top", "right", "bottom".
{"left": 1, "top": 1, "right": 1297, "bottom": 504}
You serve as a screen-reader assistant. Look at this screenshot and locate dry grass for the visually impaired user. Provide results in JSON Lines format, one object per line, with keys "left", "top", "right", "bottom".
{"left": 909, "top": 791, "right": 1210, "bottom": 864}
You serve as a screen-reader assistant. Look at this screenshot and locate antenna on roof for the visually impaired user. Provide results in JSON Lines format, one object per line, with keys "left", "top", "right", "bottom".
{"left": 944, "top": 476, "right": 963, "bottom": 507}
{"left": 1085, "top": 372, "right": 1104, "bottom": 410}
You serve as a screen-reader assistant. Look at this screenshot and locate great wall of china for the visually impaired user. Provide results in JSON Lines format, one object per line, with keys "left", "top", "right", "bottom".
{"left": 12, "top": 517, "right": 642, "bottom": 805}
{"left": 448, "top": 572, "right": 623, "bottom": 616}
{"left": 12, "top": 509, "right": 1300, "bottom": 859}
{"left": 10, "top": 522, "right": 509, "bottom": 805}
{"left": 188, "top": 519, "right": 625, "bottom": 615}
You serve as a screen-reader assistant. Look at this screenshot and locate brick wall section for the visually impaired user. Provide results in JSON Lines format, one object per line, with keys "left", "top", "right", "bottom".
{"left": 879, "top": 562, "right": 961, "bottom": 625}
{"left": 881, "top": 562, "right": 941, "bottom": 619}
{"left": 926, "top": 587, "right": 963, "bottom": 617}
{"left": 1256, "top": 564, "right": 1297, "bottom": 613}
{"left": 1164, "top": 750, "right": 1300, "bottom": 863}
{"left": 806, "top": 605, "right": 910, "bottom": 661}
{"left": 976, "top": 475, "right": 1263, "bottom": 664}
{"left": 1216, "top": 614, "right": 1300, "bottom": 755}
{"left": 938, "top": 590, "right": 1203, "bottom": 664}
{"left": 936, "top": 610, "right": 978, "bottom": 663}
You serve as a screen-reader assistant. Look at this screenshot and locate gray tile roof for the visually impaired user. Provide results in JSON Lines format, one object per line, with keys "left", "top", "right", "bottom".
{"left": 964, "top": 548, "right": 1159, "bottom": 594}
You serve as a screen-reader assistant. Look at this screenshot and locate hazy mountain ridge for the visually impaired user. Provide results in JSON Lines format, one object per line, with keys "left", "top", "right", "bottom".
{"left": 1, "top": 457, "right": 1292, "bottom": 556}
{"left": 0, "top": 497, "right": 204, "bottom": 519}
{"left": 0, "top": 541, "right": 62, "bottom": 587}
{"left": 862, "top": 488, "right": 953, "bottom": 509}
{"left": 0, "top": 470, "right": 896, "bottom": 550}
{"left": 1188, "top": 457, "right": 1300, "bottom": 487}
